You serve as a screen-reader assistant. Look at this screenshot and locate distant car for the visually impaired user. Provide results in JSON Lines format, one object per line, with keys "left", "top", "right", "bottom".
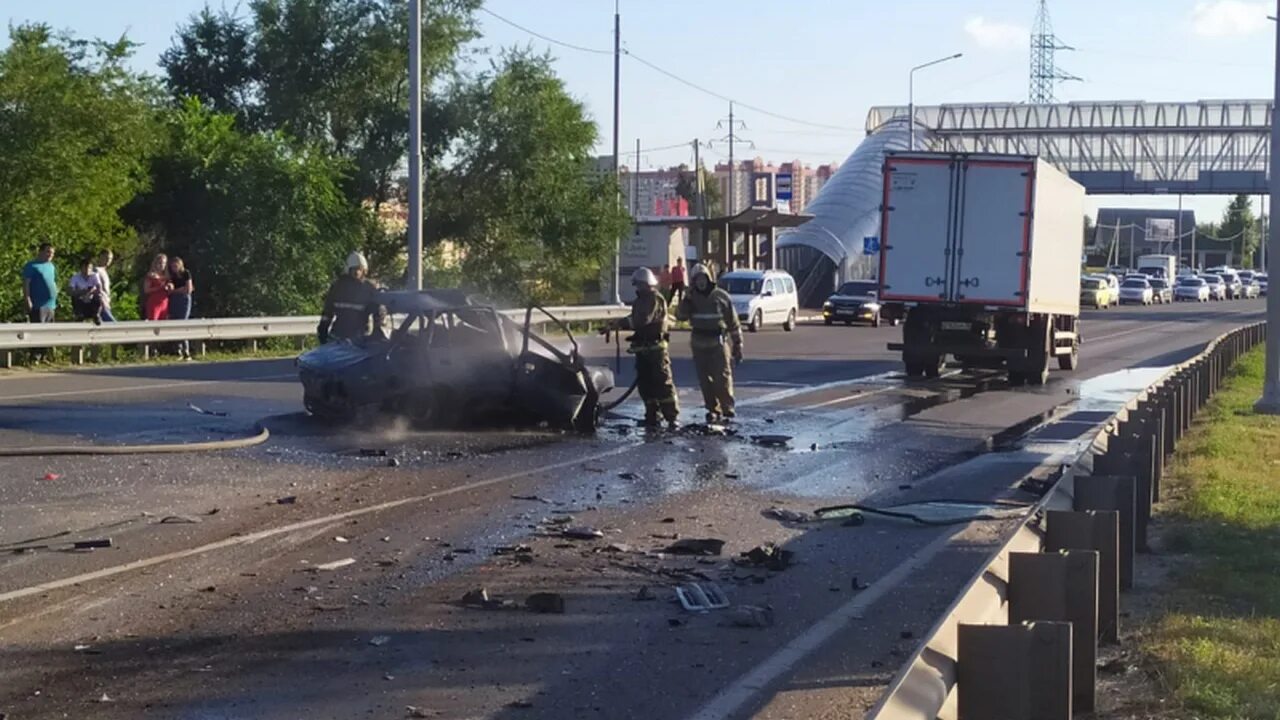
{"left": 720, "top": 269, "right": 799, "bottom": 332}
{"left": 1175, "top": 275, "right": 1210, "bottom": 302}
{"left": 1208, "top": 267, "right": 1243, "bottom": 299}
{"left": 1241, "top": 278, "right": 1262, "bottom": 298}
{"left": 1118, "top": 277, "right": 1154, "bottom": 305}
{"left": 1258, "top": 273, "right": 1269, "bottom": 295}
{"left": 1149, "top": 277, "right": 1173, "bottom": 304}
{"left": 823, "top": 280, "right": 897, "bottom": 327}
{"left": 297, "top": 291, "right": 614, "bottom": 431}
{"left": 1079, "top": 276, "right": 1114, "bottom": 308}
{"left": 1200, "top": 274, "right": 1228, "bottom": 301}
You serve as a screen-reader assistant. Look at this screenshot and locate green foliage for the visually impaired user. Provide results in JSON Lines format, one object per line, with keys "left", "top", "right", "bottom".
{"left": 676, "top": 164, "right": 722, "bottom": 217}
{"left": 1219, "top": 194, "right": 1260, "bottom": 265}
{"left": 160, "top": 7, "right": 256, "bottom": 120}
{"left": 126, "top": 100, "right": 368, "bottom": 317}
{"left": 0, "top": 24, "right": 160, "bottom": 319}
{"left": 430, "top": 51, "right": 631, "bottom": 304}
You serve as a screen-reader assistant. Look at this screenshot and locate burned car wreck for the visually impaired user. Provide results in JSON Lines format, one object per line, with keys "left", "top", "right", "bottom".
{"left": 297, "top": 290, "right": 615, "bottom": 431}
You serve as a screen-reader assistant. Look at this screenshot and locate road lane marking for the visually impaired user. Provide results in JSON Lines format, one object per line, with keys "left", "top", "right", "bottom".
{"left": 0, "top": 444, "right": 634, "bottom": 605}
{"left": 797, "top": 385, "right": 900, "bottom": 410}
{"left": 0, "top": 374, "right": 297, "bottom": 402}
{"left": 683, "top": 528, "right": 961, "bottom": 720}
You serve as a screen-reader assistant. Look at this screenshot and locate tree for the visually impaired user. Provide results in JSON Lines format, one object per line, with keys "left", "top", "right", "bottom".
{"left": 1218, "top": 195, "right": 1260, "bottom": 265}
{"left": 0, "top": 25, "right": 160, "bottom": 318}
{"left": 430, "top": 51, "right": 631, "bottom": 303}
{"left": 1082, "top": 214, "right": 1096, "bottom": 249}
{"left": 160, "top": 8, "right": 257, "bottom": 120}
{"left": 676, "top": 164, "right": 722, "bottom": 217}
{"left": 126, "top": 99, "right": 370, "bottom": 317}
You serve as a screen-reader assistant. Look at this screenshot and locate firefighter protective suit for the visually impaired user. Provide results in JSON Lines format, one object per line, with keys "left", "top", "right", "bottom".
{"left": 617, "top": 268, "right": 679, "bottom": 427}
{"left": 318, "top": 252, "right": 386, "bottom": 343}
{"left": 676, "top": 264, "right": 742, "bottom": 420}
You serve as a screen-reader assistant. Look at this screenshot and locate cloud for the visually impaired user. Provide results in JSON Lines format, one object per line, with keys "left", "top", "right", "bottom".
{"left": 964, "top": 16, "right": 1028, "bottom": 51}
{"left": 1192, "top": 0, "right": 1271, "bottom": 37}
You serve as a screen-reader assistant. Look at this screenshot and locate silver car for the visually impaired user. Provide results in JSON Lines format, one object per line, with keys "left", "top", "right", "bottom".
{"left": 1148, "top": 277, "right": 1173, "bottom": 304}
{"left": 1200, "top": 274, "right": 1228, "bottom": 301}
{"left": 1175, "top": 276, "right": 1210, "bottom": 302}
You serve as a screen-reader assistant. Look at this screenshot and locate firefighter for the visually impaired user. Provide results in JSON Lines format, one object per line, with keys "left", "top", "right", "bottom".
{"left": 676, "top": 263, "right": 743, "bottom": 424}
{"left": 318, "top": 251, "right": 385, "bottom": 344}
{"left": 611, "top": 267, "right": 679, "bottom": 428}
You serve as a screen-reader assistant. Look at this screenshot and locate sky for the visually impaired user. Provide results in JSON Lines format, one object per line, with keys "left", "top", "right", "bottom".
{"left": 2, "top": 0, "right": 1277, "bottom": 221}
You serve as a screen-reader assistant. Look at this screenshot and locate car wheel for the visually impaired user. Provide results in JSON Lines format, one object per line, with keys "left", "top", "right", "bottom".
{"left": 890, "top": 317, "right": 901, "bottom": 327}
{"left": 824, "top": 317, "right": 833, "bottom": 326}
{"left": 871, "top": 312, "right": 881, "bottom": 328}
{"left": 923, "top": 355, "right": 944, "bottom": 379}
{"left": 748, "top": 311, "right": 761, "bottom": 333}
{"left": 783, "top": 310, "right": 796, "bottom": 332}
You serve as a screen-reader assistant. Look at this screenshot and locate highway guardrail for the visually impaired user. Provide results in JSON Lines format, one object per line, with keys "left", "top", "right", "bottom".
{"left": 867, "top": 321, "right": 1267, "bottom": 719}
{"left": 0, "top": 305, "right": 631, "bottom": 365}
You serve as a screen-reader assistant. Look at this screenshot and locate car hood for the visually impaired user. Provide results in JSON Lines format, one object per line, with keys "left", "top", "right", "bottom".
{"left": 298, "top": 341, "right": 378, "bottom": 373}
{"left": 827, "top": 294, "right": 878, "bottom": 304}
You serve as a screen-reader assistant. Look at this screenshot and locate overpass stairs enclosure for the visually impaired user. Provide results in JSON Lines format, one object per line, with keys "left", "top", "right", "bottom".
{"left": 779, "top": 99, "right": 1273, "bottom": 297}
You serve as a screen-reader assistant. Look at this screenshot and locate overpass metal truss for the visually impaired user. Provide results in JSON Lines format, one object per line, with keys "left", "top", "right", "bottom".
{"left": 866, "top": 100, "right": 1272, "bottom": 195}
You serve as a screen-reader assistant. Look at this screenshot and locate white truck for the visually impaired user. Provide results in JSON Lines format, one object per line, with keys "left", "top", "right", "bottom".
{"left": 878, "top": 152, "right": 1086, "bottom": 385}
{"left": 1137, "top": 254, "right": 1177, "bottom": 280}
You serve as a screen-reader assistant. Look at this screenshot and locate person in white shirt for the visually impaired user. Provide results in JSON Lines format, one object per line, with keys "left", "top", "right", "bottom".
{"left": 95, "top": 249, "right": 116, "bottom": 322}
{"left": 69, "top": 257, "right": 105, "bottom": 325}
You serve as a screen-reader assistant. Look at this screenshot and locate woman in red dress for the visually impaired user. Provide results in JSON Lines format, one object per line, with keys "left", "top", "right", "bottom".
{"left": 143, "top": 254, "right": 171, "bottom": 321}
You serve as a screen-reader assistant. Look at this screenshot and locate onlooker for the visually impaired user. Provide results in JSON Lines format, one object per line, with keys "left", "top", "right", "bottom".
{"left": 95, "top": 249, "right": 117, "bottom": 322}
{"left": 22, "top": 243, "right": 57, "bottom": 323}
{"left": 167, "top": 256, "right": 195, "bottom": 359}
{"left": 21, "top": 242, "right": 57, "bottom": 363}
{"left": 670, "top": 257, "right": 687, "bottom": 304}
{"left": 69, "top": 257, "right": 105, "bottom": 324}
{"left": 143, "top": 254, "right": 170, "bottom": 321}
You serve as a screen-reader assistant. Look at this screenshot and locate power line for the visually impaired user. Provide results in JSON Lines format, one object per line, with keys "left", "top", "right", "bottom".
{"left": 478, "top": 6, "right": 612, "bottom": 55}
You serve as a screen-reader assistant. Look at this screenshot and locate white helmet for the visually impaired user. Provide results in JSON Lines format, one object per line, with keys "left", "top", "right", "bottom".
{"left": 632, "top": 267, "right": 659, "bottom": 290}
{"left": 346, "top": 251, "right": 368, "bottom": 272}
{"left": 689, "top": 263, "right": 712, "bottom": 282}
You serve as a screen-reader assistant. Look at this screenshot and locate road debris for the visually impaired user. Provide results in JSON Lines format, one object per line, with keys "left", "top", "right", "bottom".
{"left": 508, "top": 700, "right": 534, "bottom": 709}
{"left": 634, "top": 586, "right": 655, "bottom": 601}
{"left": 186, "top": 402, "right": 228, "bottom": 417}
{"left": 675, "top": 582, "right": 729, "bottom": 612}
{"left": 511, "top": 494, "right": 553, "bottom": 504}
{"left": 561, "top": 526, "right": 604, "bottom": 540}
{"left": 406, "top": 706, "right": 437, "bottom": 718}
{"left": 663, "top": 538, "right": 725, "bottom": 556}
{"left": 900, "top": 630, "right": 915, "bottom": 640}
{"left": 92, "top": 693, "right": 115, "bottom": 704}
{"left": 359, "top": 448, "right": 388, "bottom": 457}
{"left": 461, "top": 588, "right": 516, "bottom": 610}
{"left": 739, "top": 543, "right": 794, "bottom": 571}
{"left": 660, "top": 517, "right": 676, "bottom": 524}
{"left": 334, "top": 536, "right": 350, "bottom": 543}
{"left": 600, "top": 542, "right": 633, "bottom": 553}
{"left": 42, "top": 472, "right": 61, "bottom": 481}
{"left": 387, "top": 457, "right": 400, "bottom": 467}
{"left": 728, "top": 605, "right": 774, "bottom": 628}
{"left": 493, "top": 544, "right": 533, "bottom": 556}
{"left": 156, "top": 515, "right": 203, "bottom": 525}
{"left": 852, "top": 576, "right": 868, "bottom": 591}
{"left": 763, "top": 507, "right": 811, "bottom": 524}
{"left": 751, "top": 434, "right": 792, "bottom": 448}
{"left": 525, "top": 592, "right": 566, "bottom": 614}
{"left": 618, "top": 471, "right": 640, "bottom": 480}
{"left": 314, "top": 558, "right": 356, "bottom": 572}
{"left": 8, "top": 537, "right": 111, "bottom": 554}
{"left": 276, "top": 495, "right": 298, "bottom": 505}
{"left": 369, "top": 635, "right": 390, "bottom": 647}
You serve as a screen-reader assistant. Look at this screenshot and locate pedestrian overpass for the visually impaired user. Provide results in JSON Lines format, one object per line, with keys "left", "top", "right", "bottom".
{"left": 779, "top": 99, "right": 1273, "bottom": 307}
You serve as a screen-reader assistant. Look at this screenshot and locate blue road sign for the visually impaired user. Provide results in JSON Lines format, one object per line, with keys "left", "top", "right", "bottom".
{"left": 863, "top": 236, "right": 880, "bottom": 255}
{"left": 775, "top": 172, "right": 793, "bottom": 201}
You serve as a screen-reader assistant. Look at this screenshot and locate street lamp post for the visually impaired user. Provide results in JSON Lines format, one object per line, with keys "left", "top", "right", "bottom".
{"left": 1257, "top": 0, "right": 1280, "bottom": 413}
{"left": 407, "top": 0, "right": 423, "bottom": 290}
{"left": 908, "top": 53, "right": 962, "bottom": 150}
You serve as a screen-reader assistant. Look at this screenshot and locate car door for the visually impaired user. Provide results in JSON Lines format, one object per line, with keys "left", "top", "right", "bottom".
{"left": 763, "top": 278, "right": 780, "bottom": 323}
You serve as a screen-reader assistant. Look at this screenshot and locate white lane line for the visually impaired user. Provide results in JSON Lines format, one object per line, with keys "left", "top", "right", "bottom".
{"left": 683, "top": 528, "right": 960, "bottom": 720}
{"left": 797, "top": 385, "right": 900, "bottom": 411}
{"left": 0, "top": 374, "right": 297, "bottom": 402}
{"left": 741, "top": 371, "right": 904, "bottom": 408}
{"left": 0, "top": 445, "right": 634, "bottom": 604}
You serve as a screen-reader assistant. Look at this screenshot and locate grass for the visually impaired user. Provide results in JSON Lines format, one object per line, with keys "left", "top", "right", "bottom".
{"left": 1146, "top": 347, "right": 1280, "bottom": 719}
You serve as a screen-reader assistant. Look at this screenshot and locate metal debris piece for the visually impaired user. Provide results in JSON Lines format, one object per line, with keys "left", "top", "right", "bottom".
{"left": 9, "top": 537, "right": 112, "bottom": 554}
{"left": 561, "top": 526, "right": 604, "bottom": 540}
{"left": 601, "top": 543, "right": 632, "bottom": 553}
{"left": 663, "top": 538, "right": 725, "bottom": 556}
{"left": 618, "top": 471, "right": 640, "bottom": 480}
{"left": 524, "top": 592, "right": 565, "bottom": 614}
{"left": 187, "top": 403, "right": 228, "bottom": 417}
{"left": 334, "top": 536, "right": 349, "bottom": 543}
{"left": 369, "top": 635, "right": 390, "bottom": 647}
{"left": 314, "top": 558, "right": 356, "bottom": 571}
{"left": 42, "top": 473, "right": 62, "bottom": 481}
{"left": 387, "top": 458, "right": 400, "bottom": 467}
{"left": 675, "top": 582, "right": 730, "bottom": 612}
{"left": 406, "top": 706, "right": 436, "bottom": 718}
{"left": 276, "top": 495, "right": 298, "bottom": 505}
{"left": 511, "top": 494, "right": 552, "bottom": 503}
{"left": 728, "top": 605, "right": 775, "bottom": 628}
{"left": 763, "top": 507, "right": 811, "bottom": 524}
{"left": 751, "top": 434, "right": 792, "bottom": 447}
{"left": 634, "top": 586, "right": 655, "bottom": 601}
{"left": 92, "top": 693, "right": 115, "bottom": 703}
{"left": 159, "top": 514, "right": 202, "bottom": 524}
{"left": 493, "top": 544, "right": 533, "bottom": 556}
{"left": 359, "top": 448, "right": 388, "bottom": 457}
{"left": 740, "top": 543, "right": 794, "bottom": 571}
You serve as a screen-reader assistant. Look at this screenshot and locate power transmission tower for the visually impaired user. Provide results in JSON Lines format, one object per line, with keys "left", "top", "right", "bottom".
{"left": 1029, "top": 0, "right": 1081, "bottom": 104}
{"left": 712, "top": 102, "right": 753, "bottom": 215}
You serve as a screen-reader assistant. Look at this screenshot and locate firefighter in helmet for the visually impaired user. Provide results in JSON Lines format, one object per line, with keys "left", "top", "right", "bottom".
{"left": 676, "top": 263, "right": 742, "bottom": 423}
{"left": 610, "top": 267, "right": 679, "bottom": 428}
{"left": 318, "top": 251, "right": 386, "bottom": 344}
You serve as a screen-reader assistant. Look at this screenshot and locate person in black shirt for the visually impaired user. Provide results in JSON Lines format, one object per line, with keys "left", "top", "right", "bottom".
{"left": 167, "top": 256, "right": 195, "bottom": 359}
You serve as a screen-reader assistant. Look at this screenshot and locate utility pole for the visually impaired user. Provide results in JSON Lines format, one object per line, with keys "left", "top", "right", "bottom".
{"left": 692, "top": 138, "right": 705, "bottom": 217}
{"left": 407, "top": 0, "right": 423, "bottom": 290}
{"left": 610, "top": 0, "right": 622, "bottom": 303}
{"left": 633, "top": 138, "right": 640, "bottom": 216}
{"left": 1177, "top": 194, "right": 1183, "bottom": 261}
{"left": 1256, "top": 0, "right": 1280, "bottom": 413}
{"left": 715, "top": 103, "right": 751, "bottom": 216}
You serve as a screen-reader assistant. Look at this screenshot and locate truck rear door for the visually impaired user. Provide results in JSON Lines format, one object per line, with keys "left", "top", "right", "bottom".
{"left": 953, "top": 158, "right": 1034, "bottom": 306}
{"left": 879, "top": 157, "right": 955, "bottom": 302}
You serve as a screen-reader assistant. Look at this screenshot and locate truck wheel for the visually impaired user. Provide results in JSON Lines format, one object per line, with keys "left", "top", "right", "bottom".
{"left": 783, "top": 310, "right": 796, "bottom": 332}
{"left": 748, "top": 311, "right": 762, "bottom": 333}
{"left": 1007, "top": 370, "right": 1025, "bottom": 386}
{"left": 904, "top": 359, "right": 925, "bottom": 378}
{"left": 923, "top": 355, "right": 944, "bottom": 378}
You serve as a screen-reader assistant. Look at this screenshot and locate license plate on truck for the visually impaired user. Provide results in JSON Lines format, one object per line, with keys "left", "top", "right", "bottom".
{"left": 941, "top": 321, "right": 971, "bottom": 331}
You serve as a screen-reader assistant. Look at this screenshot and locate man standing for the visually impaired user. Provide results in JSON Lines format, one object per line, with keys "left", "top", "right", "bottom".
{"left": 677, "top": 263, "right": 743, "bottom": 424}
{"left": 612, "top": 267, "right": 679, "bottom": 429}
{"left": 95, "top": 249, "right": 117, "bottom": 322}
{"left": 318, "top": 251, "right": 385, "bottom": 344}
{"left": 22, "top": 243, "right": 57, "bottom": 363}
{"left": 670, "top": 257, "right": 687, "bottom": 304}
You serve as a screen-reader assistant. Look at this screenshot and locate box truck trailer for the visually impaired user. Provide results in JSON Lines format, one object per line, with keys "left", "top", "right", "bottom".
{"left": 877, "top": 152, "right": 1086, "bottom": 385}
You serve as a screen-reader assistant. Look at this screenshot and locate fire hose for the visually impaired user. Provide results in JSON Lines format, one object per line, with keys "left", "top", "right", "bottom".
{"left": 0, "top": 423, "right": 271, "bottom": 457}
{"left": 599, "top": 325, "right": 639, "bottom": 412}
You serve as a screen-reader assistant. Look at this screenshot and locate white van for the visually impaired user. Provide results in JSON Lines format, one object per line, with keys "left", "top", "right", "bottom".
{"left": 718, "top": 269, "right": 799, "bottom": 332}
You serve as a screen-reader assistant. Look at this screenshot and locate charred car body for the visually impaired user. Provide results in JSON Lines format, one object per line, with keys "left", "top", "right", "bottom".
{"left": 297, "top": 290, "right": 614, "bottom": 431}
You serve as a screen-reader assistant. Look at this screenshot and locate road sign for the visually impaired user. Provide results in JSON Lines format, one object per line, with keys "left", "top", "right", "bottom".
{"left": 776, "top": 172, "right": 793, "bottom": 201}
{"left": 863, "top": 236, "right": 880, "bottom": 255}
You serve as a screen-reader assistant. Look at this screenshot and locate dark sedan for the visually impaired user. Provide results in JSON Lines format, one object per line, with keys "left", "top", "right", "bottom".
{"left": 822, "top": 281, "right": 901, "bottom": 327}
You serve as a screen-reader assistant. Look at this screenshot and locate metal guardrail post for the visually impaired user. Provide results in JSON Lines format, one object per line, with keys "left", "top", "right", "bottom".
{"left": 1046, "top": 510, "right": 1120, "bottom": 644}
{"left": 957, "top": 621, "right": 1073, "bottom": 720}
{"left": 1074, "top": 475, "right": 1137, "bottom": 590}
{"left": 1009, "top": 550, "right": 1099, "bottom": 713}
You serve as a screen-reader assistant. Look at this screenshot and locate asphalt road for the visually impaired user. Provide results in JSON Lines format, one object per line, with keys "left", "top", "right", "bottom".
{"left": 0, "top": 298, "right": 1266, "bottom": 720}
